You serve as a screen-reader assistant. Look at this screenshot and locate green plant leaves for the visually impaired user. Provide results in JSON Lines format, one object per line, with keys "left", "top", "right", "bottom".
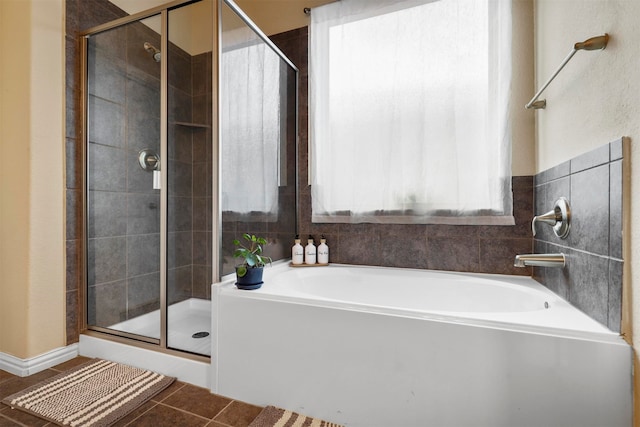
{"left": 245, "top": 253, "right": 257, "bottom": 267}
{"left": 232, "top": 234, "right": 272, "bottom": 268}
{"left": 236, "top": 266, "right": 247, "bottom": 277}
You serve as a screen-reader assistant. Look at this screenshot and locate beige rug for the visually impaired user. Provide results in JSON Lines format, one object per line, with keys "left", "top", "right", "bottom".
{"left": 1, "top": 358, "right": 175, "bottom": 427}
{"left": 249, "top": 405, "right": 344, "bottom": 427}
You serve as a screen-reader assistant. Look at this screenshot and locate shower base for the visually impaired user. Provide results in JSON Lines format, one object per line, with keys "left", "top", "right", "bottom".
{"left": 108, "top": 298, "right": 211, "bottom": 356}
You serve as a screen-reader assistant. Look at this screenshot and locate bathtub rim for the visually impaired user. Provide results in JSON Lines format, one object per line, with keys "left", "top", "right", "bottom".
{"left": 214, "top": 262, "right": 624, "bottom": 345}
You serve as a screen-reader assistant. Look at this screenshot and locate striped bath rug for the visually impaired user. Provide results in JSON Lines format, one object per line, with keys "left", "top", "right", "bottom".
{"left": 249, "top": 405, "right": 344, "bottom": 427}
{"left": 1, "top": 358, "right": 175, "bottom": 427}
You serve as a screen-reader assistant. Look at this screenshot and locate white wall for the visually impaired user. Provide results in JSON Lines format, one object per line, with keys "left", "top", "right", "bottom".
{"left": 511, "top": 0, "right": 535, "bottom": 176}
{"left": 109, "top": 0, "right": 214, "bottom": 56}
{"left": 0, "top": 0, "right": 65, "bottom": 359}
{"left": 234, "top": 0, "right": 336, "bottom": 36}
{"left": 535, "top": 1, "right": 640, "bottom": 170}
{"left": 534, "top": 0, "right": 640, "bottom": 414}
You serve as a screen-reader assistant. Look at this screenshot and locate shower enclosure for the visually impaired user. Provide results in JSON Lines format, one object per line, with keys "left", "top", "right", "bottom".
{"left": 81, "top": 0, "right": 297, "bottom": 358}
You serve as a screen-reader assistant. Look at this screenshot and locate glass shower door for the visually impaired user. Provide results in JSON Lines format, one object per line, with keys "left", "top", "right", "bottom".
{"left": 85, "top": 1, "right": 213, "bottom": 356}
{"left": 84, "top": 0, "right": 293, "bottom": 358}
{"left": 86, "top": 15, "right": 163, "bottom": 342}
{"left": 166, "top": 1, "right": 213, "bottom": 355}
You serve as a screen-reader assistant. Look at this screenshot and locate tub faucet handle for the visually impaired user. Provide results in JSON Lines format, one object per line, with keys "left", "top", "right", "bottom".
{"left": 532, "top": 210, "right": 560, "bottom": 236}
{"left": 532, "top": 198, "right": 571, "bottom": 239}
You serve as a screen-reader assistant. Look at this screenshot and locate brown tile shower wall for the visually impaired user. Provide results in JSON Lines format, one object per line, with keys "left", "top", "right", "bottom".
{"left": 185, "top": 52, "right": 214, "bottom": 299}
{"left": 271, "top": 27, "right": 534, "bottom": 276}
{"left": 86, "top": 18, "right": 165, "bottom": 327}
{"left": 533, "top": 138, "right": 626, "bottom": 332}
{"left": 166, "top": 48, "right": 214, "bottom": 305}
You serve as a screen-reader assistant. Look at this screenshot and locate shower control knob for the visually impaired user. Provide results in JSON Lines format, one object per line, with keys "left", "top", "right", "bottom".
{"left": 138, "top": 149, "right": 160, "bottom": 171}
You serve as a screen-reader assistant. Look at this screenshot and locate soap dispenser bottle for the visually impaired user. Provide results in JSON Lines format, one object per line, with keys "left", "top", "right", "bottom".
{"left": 291, "top": 235, "right": 304, "bottom": 265}
{"left": 305, "top": 236, "right": 316, "bottom": 265}
{"left": 317, "top": 235, "right": 329, "bottom": 264}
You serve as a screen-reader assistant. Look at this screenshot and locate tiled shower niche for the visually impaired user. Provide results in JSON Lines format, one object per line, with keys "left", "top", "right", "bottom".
{"left": 533, "top": 138, "right": 628, "bottom": 332}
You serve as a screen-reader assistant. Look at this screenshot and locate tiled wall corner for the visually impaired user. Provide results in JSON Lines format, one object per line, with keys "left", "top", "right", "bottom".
{"left": 533, "top": 137, "right": 627, "bottom": 332}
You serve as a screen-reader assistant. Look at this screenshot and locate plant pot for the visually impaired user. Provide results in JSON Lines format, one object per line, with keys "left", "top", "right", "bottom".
{"left": 235, "top": 266, "right": 264, "bottom": 290}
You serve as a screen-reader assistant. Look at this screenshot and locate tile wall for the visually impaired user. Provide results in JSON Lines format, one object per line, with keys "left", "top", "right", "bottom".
{"left": 86, "top": 18, "right": 163, "bottom": 327}
{"left": 533, "top": 138, "right": 627, "bottom": 332}
{"left": 167, "top": 49, "right": 214, "bottom": 303}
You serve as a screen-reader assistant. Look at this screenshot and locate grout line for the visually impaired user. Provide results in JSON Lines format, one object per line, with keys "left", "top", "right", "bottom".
{"left": 0, "top": 410, "right": 32, "bottom": 427}
{"left": 152, "top": 382, "right": 186, "bottom": 403}
{"left": 154, "top": 401, "right": 211, "bottom": 422}
{"left": 211, "top": 399, "right": 236, "bottom": 422}
{"left": 122, "top": 401, "right": 159, "bottom": 426}
{"left": 539, "top": 239, "right": 620, "bottom": 261}
{"left": 206, "top": 419, "right": 236, "bottom": 427}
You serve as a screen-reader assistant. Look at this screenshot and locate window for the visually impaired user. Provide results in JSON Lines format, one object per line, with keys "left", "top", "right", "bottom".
{"left": 310, "top": 0, "right": 513, "bottom": 224}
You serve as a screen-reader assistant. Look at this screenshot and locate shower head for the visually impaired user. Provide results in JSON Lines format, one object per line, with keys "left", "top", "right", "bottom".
{"left": 143, "top": 42, "right": 161, "bottom": 62}
{"left": 574, "top": 34, "right": 609, "bottom": 51}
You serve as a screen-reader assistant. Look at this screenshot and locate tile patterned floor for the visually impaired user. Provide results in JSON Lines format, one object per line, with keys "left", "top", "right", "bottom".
{"left": 0, "top": 357, "right": 263, "bottom": 427}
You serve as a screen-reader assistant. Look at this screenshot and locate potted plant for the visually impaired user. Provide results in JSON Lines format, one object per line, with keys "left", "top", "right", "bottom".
{"left": 233, "top": 233, "right": 272, "bottom": 290}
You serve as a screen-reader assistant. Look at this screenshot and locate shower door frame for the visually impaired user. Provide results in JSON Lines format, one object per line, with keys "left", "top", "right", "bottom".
{"left": 79, "top": 0, "right": 219, "bottom": 360}
{"left": 79, "top": 0, "right": 298, "bottom": 360}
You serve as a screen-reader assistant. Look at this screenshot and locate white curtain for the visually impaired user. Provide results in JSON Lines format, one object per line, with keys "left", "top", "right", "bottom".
{"left": 221, "top": 26, "right": 281, "bottom": 215}
{"left": 310, "top": 0, "right": 513, "bottom": 225}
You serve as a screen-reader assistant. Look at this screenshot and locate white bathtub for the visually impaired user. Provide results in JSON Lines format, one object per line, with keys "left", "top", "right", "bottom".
{"left": 211, "top": 264, "right": 632, "bottom": 427}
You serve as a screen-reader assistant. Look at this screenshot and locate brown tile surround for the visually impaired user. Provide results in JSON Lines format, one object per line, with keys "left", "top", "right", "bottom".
{"left": 0, "top": 357, "right": 263, "bottom": 427}
{"left": 533, "top": 138, "right": 626, "bottom": 332}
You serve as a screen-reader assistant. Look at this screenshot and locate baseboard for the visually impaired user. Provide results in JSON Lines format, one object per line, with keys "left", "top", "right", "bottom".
{"left": 0, "top": 344, "right": 79, "bottom": 377}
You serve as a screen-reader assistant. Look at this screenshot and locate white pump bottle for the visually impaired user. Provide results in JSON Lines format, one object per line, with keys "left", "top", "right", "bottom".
{"left": 317, "top": 236, "right": 329, "bottom": 264}
{"left": 305, "top": 236, "right": 316, "bottom": 265}
{"left": 291, "top": 236, "right": 304, "bottom": 265}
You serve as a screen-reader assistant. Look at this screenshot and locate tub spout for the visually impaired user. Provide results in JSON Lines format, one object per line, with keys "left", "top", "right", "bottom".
{"left": 514, "top": 253, "right": 565, "bottom": 268}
